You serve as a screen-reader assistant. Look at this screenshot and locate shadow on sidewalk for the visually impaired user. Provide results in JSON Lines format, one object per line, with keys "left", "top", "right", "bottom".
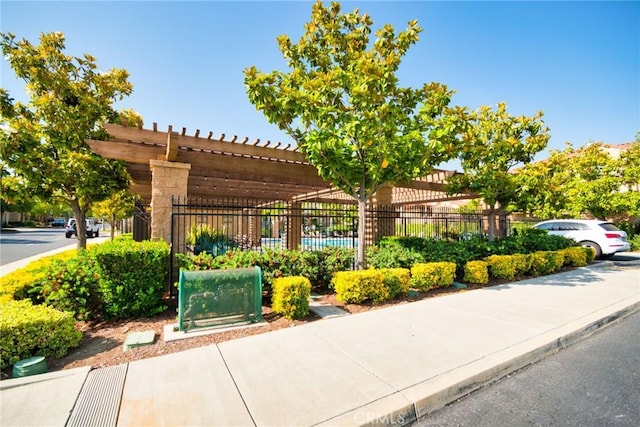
{"left": 484, "top": 267, "right": 606, "bottom": 291}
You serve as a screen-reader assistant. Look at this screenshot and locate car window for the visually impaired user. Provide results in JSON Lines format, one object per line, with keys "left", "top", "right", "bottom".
{"left": 599, "top": 223, "right": 621, "bottom": 232}
{"left": 535, "top": 222, "right": 555, "bottom": 231}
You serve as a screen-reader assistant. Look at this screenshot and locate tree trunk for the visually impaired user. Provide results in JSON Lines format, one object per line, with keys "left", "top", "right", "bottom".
{"left": 356, "top": 197, "right": 367, "bottom": 270}
{"left": 488, "top": 204, "right": 497, "bottom": 241}
{"left": 110, "top": 213, "right": 116, "bottom": 241}
{"left": 70, "top": 199, "right": 87, "bottom": 250}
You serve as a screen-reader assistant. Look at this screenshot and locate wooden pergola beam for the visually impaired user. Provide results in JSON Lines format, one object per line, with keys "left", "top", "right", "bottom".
{"left": 88, "top": 123, "right": 475, "bottom": 206}
{"left": 103, "top": 123, "right": 304, "bottom": 162}
{"left": 87, "top": 139, "right": 164, "bottom": 164}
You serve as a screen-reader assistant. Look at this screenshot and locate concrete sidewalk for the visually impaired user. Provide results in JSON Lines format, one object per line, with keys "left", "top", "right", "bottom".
{"left": 1, "top": 263, "right": 639, "bottom": 426}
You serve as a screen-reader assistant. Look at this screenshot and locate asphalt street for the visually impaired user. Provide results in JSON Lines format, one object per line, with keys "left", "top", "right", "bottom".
{"left": 0, "top": 228, "right": 71, "bottom": 265}
{"left": 417, "top": 310, "right": 640, "bottom": 427}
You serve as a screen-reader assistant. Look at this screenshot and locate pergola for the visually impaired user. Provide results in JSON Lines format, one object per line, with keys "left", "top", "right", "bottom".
{"left": 87, "top": 123, "right": 473, "bottom": 241}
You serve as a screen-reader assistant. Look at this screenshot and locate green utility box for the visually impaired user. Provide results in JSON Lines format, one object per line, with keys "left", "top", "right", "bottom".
{"left": 178, "top": 267, "right": 263, "bottom": 332}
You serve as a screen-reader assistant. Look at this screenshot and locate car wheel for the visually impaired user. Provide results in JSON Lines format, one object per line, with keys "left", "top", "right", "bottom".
{"left": 95, "top": 230, "right": 99, "bottom": 237}
{"left": 65, "top": 231, "right": 72, "bottom": 238}
{"left": 87, "top": 231, "right": 93, "bottom": 238}
{"left": 581, "top": 241, "right": 602, "bottom": 258}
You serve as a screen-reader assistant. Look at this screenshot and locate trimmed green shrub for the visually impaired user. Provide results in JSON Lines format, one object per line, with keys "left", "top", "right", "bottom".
{"left": 410, "top": 262, "right": 456, "bottom": 291}
{"left": 0, "top": 249, "right": 77, "bottom": 303}
{"left": 332, "top": 270, "right": 389, "bottom": 304}
{"left": 92, "top": 239, "right": 170, "bottom": 320}
{"left": 34, "top": 253, "right": 103, "bottom": 321}
{"left": 463, "top": 260, "right": 489, "bottom": 285}
{"left": 584, "top": 246, "right": 596, "bottom": 264}
{"left": 0, "top": 300, "right": 82, "bottom": 369}
{"left": 512, "top": 253, "right": 531, "bottom": 277}
{"left": 379, "top": 268, "right": 411, "bottom": 298}
{"left": 528, "top": 251, "right": 563, "bottom": 276}
{"left": 550, "top": 251, "right": 565, "bottom": 272}
{"left": 271, "top": 276, "right": 312, "bottom": 320}
{"left": 366, "top": 244, "right": 424, "bottom": 269}
{"left": 559, "top": 247, "right": 588, "bottom": 267}
{"left": 485, "top": 255, "right": 517, "bottom": 280}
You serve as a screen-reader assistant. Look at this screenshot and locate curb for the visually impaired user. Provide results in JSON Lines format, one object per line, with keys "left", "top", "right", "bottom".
{"left": 324, "top": 300, "right": 640, "bottom": 426}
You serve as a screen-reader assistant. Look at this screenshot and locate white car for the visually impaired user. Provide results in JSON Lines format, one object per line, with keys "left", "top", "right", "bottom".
{"left": 65, "top": 218, "right": 101, "bottom": 238}
{"left": 533, "top": 219, "right": 631, "bottom": 259}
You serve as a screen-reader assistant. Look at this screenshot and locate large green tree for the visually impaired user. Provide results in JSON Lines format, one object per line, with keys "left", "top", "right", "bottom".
{"left": 0, "top": 32, "right": 138, "bottom": 249}
{"left": 513, "top": 139, "right": 640, "bottom": 221}
{"left": 511, "top": 143, "right": 574, "bottom": 218}
{"left": 244, "top": 1, "right": 462, "bottom": 268}
{"left": 446, "top": 102, "right": 550, "bottom": 239}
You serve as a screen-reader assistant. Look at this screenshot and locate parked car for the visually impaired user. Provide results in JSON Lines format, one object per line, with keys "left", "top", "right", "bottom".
{"left": 65, "top": 218, "right": 100, "bottom": 238}
{"left": 53, "top": 218, "right": 66, "bottom": 227}
{"left": 533, "top": 219, "right": 630, "bottom": 258}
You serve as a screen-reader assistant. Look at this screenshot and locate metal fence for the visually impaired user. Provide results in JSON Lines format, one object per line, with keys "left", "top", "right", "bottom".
{"left": 167, "top": 197, "right": 522, "bottom": 290}
{"left": 171, "top": 197, "right": 516, "bottom": 251}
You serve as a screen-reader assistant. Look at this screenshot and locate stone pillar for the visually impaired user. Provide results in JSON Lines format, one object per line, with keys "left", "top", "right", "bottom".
{"left": 149, "top": 160, "right": 191, "bottom": 243}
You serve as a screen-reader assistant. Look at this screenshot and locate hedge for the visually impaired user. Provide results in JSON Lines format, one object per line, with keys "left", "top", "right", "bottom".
{"left": 272, "top": 276, "right": 312, "bottom": 320}
{"left": 332, "top": 270, "right": 389, "bottom": 304}
{"left": 0, "top": 300, "right": 82, "bottom": 369}
{"left": 410, "top": 262, "right": 456, "bottom": 291}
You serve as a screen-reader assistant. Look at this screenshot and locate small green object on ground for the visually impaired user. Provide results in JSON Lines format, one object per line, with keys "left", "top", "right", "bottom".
{"left": 123, "top": 330, "right": 156, "bottom": 351}
{"left": 13, "top": 356, "right": 48, "bottom": 378}
{"left": 452, "top": 282, "right": 468, "bottom": 289}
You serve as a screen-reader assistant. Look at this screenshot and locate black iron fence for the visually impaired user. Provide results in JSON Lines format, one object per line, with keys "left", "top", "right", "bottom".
{"left": 167, "top": 197, "right": 532, "bottom": 291}
{"left": 171, "top": 196, "right": 518, "bottom": 252}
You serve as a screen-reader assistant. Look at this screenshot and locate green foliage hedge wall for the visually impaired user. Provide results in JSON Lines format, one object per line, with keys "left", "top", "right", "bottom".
{"left": 0, "top": 300, "right": 82, "bottom": 369}
{"left": 92, "top": 239, "right": 170, "bottom": 320}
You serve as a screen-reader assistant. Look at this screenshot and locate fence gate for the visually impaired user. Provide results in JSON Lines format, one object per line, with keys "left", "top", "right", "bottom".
{"left": 133, "top": 201, "right": 151, "bottom": 241}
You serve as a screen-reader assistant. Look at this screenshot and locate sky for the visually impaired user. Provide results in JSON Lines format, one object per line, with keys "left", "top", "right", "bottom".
{"left": 1, "top": 1, "right": 639, "bottom": 170}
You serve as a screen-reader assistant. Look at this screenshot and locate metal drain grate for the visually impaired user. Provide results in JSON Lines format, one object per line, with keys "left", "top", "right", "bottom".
{"left": 66, "top": 364, "right": 128, "bottom": 427}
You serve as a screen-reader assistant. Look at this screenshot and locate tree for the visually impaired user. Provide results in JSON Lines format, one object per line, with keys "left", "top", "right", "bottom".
{"left": 446, "top": 102, "right": 550, "bottom": 239}
{"left": 564, "top": 142, "right": 623, "bottom": 220}
{"left": 91, "top": 189, "right": 138, "bottom": 240}
{"left": 0, "top": 168, "right": 34, "bottom": 225}
{"left": 512, "top": 139, "right": 640, "bottom": 222}
{"left": 511, "top": 143, "right": 575, "bottom": 219}
{"left": 0, "top": 32, "right": 139, "bottom": 249}
{"left": 244, "top": 1, "right": 462, "bottom": 268}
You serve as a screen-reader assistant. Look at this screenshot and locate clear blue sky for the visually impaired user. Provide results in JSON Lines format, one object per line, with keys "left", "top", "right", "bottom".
{"left": 2, "top": 1, "right": 639, "bottom": 169}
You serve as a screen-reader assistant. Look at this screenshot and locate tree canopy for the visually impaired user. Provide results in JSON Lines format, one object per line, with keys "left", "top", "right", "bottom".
{"left": 244, "top": 1, "right": 462, "bottom": 267}
{"left": 514, "top": 140, "right": 640, "bottom": 221}
{"left": 446, "top": 102, "right": 550, "bottom": 239}
{"left": 0, "top": 32, "right": 140, "bottom": 249}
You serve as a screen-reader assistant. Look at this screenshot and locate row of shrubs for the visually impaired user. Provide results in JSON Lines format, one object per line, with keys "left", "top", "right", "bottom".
{"left": 0, "top": 237, "right": 170, "bottom": 369}
{"left": 176, "top": 246, "right": 355, "bottom": 294}
{"left": 271, "top": 246, "right": 593, "bottom": 321}
{"left": 367, "top": 228, "right": 578, "bottom": 273}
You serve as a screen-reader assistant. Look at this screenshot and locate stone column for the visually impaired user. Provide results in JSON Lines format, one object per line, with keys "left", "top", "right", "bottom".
{"left": 149, "top": 160, "right": 191, "bottom": 243}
